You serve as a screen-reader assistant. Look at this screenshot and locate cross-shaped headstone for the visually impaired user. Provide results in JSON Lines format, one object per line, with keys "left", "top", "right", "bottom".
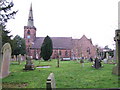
{"left": 112, "top": 30, "right": 120, "bottom": 76}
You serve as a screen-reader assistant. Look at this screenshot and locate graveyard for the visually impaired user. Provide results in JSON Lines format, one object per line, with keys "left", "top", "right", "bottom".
{"left": 1, "top": 0, "right": 120, "bottom": 89}
{"left": 2, "top": 59, "right": 119, "bottom": 88}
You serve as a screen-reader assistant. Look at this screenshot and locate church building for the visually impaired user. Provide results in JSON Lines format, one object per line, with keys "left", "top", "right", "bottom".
{"left": 24, "top": 4, "right": 97, "bottom": 59}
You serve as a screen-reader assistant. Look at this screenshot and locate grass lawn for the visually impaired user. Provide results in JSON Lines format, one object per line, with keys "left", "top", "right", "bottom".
{"left": 2, "top": 59, "right": 119, "bottom": 89}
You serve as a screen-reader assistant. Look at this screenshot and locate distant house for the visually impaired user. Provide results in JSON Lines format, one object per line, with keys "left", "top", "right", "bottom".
{"left": 24, "top": 4, "right": 97, "bottom": 59}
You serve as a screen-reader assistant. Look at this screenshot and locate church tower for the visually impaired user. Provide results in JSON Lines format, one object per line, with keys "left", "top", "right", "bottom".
{"left": 24, "top": 3, "right": 36, "bottom": 55}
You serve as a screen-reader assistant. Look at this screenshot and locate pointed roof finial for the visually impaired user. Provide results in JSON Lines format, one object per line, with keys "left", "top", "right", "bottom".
{"left": 27, "top": 3, "right": 34, "bottom": 27}
{"left": 30, "top": 3, "right": 32, "bottom": 11}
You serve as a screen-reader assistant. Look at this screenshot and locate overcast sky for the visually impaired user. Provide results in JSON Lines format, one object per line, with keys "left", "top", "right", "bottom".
{"left": 6, "top": 0, "right": 119, "bottom": 49}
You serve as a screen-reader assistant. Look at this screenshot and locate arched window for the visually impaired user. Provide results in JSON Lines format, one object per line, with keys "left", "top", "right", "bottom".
{"left": 54, "top": 50, "right": 57, "bottom": 55}
{"left": 87, "top": 47, "right": 91, "bottom": 54}
{"left": 27, "top": 30, "right": 30, "bottom": 35}
{"left": 59, "top": 51, "right": 61, "bottom": 56}
{"left": 65, "top": 50, "right": 68, "bottom": 56}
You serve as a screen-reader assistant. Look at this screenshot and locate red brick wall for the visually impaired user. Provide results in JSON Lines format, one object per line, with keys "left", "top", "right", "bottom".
{"left": 30, "top": 49, "right": 71, "bottom": 59}
{"left": 52, "top": 49, "right": 71, "bottom": 59}
{"left": 24, "top": 26, "right": 36, "bottom": 55}
{"left": 72, "top": 35, "right": 97, "bottom": 59}
{"left": 30, "top": 49, "right": 40, "bottom": 59}
{"left": 27, "top": 35, "right": 96, "bottom": 60}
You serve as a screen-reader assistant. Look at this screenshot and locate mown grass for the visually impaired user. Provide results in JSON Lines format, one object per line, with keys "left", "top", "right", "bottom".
{"left": 2, "top": 59, "right": 119, "bottom": 88}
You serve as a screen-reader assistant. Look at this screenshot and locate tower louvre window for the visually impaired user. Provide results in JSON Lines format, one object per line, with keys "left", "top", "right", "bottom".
{"left": 27, "top": 30, "right": 30, "bottom": 35}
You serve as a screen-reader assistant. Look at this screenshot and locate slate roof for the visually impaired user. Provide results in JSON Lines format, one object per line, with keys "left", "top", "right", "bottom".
{"left": 32, "top": 37, "right": 73, "bottom": 49}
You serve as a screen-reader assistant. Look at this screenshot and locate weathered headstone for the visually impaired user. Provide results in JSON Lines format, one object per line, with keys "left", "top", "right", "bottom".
{"left": 23, "top": 56, "right": 35, "bottom": 70}
{"left": 92, "top": 58, "right": 102, "bottom": 69}
{"left": 24, "top": 54, "right": 27, "bottom": 61}
{"left": 18, "top": 54, "right": 22, "bottom": 65}
{"left": 13, "top": 55, "right": 16, "bottom": 61}
{"left": 103, "top": 58, "right": 108, "bottom": 64}
{"left": 80, "top": 59, "right": 84, "bottom": 67}
{"left": 0, "top": 43, "right": 11, "bottom": 78}
{"left": 95, "top": 58, "right": 100, "bottom": 69}
{"left": 105, "top": 52, "right": 109, "bottom": 63}
{"left": 106, "top": 52, "right": 109, "bottom": 60}
{"left": 46, "top": 73, "right": 56, "bottom": 90}
{"left": 112, "top": 30, "right": 120, "bottom": 76}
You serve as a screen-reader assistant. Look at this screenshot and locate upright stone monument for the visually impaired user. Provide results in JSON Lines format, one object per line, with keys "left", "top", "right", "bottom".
{"left": 13, "top": 55, "right": 16, "bottom": 61}
{"left": 92, "top": 57, "right": 102, "bottom": 69}
{"left": 94, "top": 58, "right": 100, "bottom": 69}
{"left": 103, "top": 58, "right": 108, "bottom": 64}
{"left": 112, "top": 2, "right": 120, "bottom": 75}
{"left": 0, "top": 43, "right": 11, "bottom": 78}
{"left": 46, "top": 73, "right": 56, "bottom": 90}
{"left": 24, "top": 54, "right": 27, "bottom": 61}
{"left": 106, "top": 52, "right": 109, "bottom": 60}
{"left": 18, "top": 54, "right": 22, "bottom": 65}
{"left": 112, "top": 30, "right": 120, "bottom": 76}
{"left": 23, "top": 56, "right": 35, "bottom": 70}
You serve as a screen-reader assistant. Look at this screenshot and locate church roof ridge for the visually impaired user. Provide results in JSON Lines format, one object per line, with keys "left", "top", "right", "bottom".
{"left": 32, "top": 37, "right": 73, "bottom": 49}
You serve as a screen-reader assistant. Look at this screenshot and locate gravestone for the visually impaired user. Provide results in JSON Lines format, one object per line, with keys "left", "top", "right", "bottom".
{"left": 23, "top": 56, "right": 35, "bottom": 70}
{"left": 106, "top": 52, "right": 109, "bottom": 60}
{"left": 112, "top": 30, "right": 120, "bottom": 76}
{"left": 0, "top": 43, "right": 11, "bottom": 78}
{"left": 46, "top": 73, "right": 56, "bottom": 90}
{"left": 18, "top": 54, "right": 22, "bottom": 65}
{"left": 105, "top": 52, "right": 109, "bottom": 63}
{"left": 13, "top": 55, "right": 16, "bottom": 61}
{"left": 103, "top": 58, "right": 108, "bottom": 64}
{"left": 80, "top": 59, "right": 84, "bottom": 67}
{"left": 24, "top": 54, "right": 27, "bottom": 61}
{"left": 94, "top": 58, "right": 100, "bottom": 69}
{"left": 92, "top": 58, "right": 102, "bottom": 69}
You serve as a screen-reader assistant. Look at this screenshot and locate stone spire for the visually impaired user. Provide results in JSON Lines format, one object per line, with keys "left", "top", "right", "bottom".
{"left": 27, "top": 3, "right": 34, "bottom": 27}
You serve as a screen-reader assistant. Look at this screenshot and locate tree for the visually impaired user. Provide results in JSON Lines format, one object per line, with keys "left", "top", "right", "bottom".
{"left": 40, "top": 35, "right": 53, "bottom": 61}
{"left": 0, "top": 0, "right": 17, "bottom": 25}
{"left": 0, "top": 0, "right": 17, "bottom": 67}
{"left": 0, "top": 0, "right": 17, "bottom": 50}
{"left": 0, "top": 0, "right": 17, "bottom": 42}
{"left": 12, "top": 35, "right": 26, "bottom": 55}
{"left": 2, "top": 25, "right": 12, "bottom": 46}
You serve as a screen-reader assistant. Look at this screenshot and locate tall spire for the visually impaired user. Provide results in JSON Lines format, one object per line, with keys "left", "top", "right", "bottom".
{"left": 27, "top": 3, "right": 34, "bottom": 27}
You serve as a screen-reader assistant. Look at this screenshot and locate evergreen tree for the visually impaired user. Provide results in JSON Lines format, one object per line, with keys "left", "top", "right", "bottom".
{"left": 40, "top": 35, "right": 53, "bottom": 61}
{"left": 0, "top": 0, "right": 17, "bottom": 54}
{"left": 0, "top": 0, "right": 17, "bottom": 47}
{"left": 12, "top": 35, "right": 26, "bottom": 55}
{"left": 2, "top": 25, "right": 12, "bottom": 46}
{"left": 0, "top": 0, "right": 17, "bottom": 25}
